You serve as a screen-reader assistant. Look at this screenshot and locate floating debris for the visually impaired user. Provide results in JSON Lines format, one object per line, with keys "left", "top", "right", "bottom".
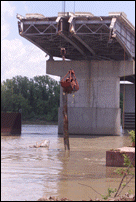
{"left": 30, "top": 140, "right": 50, "bottom": 148}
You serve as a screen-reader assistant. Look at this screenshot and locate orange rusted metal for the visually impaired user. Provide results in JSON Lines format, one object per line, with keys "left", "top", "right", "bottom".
{"left": 1, "top": 112, "right": 21, "bottom": 135}
{"left": 60, "top": 70, "right": 79, "bottom": 93}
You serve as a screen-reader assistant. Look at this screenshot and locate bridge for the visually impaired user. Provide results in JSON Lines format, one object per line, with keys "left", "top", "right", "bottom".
{"left": 17, "top": 12, "right": 135, "bottom": 135}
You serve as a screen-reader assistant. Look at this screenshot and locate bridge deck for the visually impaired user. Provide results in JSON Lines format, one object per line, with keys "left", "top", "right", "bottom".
{"left": 17, "top": 12, "right": 135, "bottom": 61}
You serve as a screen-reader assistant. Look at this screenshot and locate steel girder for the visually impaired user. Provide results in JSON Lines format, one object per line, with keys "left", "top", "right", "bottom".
{"left": 17, "top": 13, "right": 135, "bottom": 61}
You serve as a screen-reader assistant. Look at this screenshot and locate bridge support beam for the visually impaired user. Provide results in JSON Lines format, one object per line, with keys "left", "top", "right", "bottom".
{"left": 46, "top": 60, "right": 134, "bottom": 135}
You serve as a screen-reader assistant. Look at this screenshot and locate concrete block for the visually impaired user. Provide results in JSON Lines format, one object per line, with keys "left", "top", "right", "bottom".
{"left": 106, "top": 147, "right": 135, "bottom": 167}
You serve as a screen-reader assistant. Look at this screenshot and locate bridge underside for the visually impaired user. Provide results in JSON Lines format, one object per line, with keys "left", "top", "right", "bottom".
{"left": 17, "top": 12, "right": 135, "bottom": 61}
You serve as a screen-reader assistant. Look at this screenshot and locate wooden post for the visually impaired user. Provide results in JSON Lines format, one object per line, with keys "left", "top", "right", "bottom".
{"left": 63, "top": 91, "right": 70, "bottom": 150}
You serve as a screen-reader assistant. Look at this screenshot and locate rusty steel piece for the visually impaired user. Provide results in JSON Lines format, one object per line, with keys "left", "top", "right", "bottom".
{"left": 1, "top": 112, "right": 21, "bottom": 135}
{"left": 60, "top": 70, "right": 79, "bottom": 93}
{"left": 63, "top": 92, "right": 70, "bottom": 150}
{"left": 61, "top": 69, "right": 79, "bottom": 150}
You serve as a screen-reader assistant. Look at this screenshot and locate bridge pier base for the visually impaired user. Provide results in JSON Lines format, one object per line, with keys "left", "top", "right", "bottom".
{"left": 58, "top": 107, "right": 120, "bottom": 135}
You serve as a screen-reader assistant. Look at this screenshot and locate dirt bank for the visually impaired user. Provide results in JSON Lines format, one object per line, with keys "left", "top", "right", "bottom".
{"left": 37, "top": 193, "right": 135, "bottom": 201}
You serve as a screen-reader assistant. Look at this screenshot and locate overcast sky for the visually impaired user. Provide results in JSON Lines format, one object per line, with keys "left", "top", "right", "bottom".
{"left": 1, "top": 1, "right": 135, "bottom": 82}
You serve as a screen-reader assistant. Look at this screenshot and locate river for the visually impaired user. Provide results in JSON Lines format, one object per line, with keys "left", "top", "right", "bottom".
{"left": 1, "top": 125, "right": 135, "bottom": 201}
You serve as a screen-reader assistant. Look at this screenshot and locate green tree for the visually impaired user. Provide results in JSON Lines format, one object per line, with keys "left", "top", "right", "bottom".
{"left": 1, "top": 75, "right": 60, "bottom": 122}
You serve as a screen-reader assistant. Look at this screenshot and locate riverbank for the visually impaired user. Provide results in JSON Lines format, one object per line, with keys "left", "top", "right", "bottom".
{"left": 37, "top": 193, "right": 135, "bottom": 201}
{"left": 22, "top": 120, "right": 58, "bottom": 125}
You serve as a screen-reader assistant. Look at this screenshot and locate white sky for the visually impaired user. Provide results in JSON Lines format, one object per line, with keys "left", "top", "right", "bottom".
{"left": 1, "top": 1, "right": 135, "bottom": 82}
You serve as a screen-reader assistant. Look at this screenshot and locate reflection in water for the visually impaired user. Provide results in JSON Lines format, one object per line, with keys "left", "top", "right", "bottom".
{"left": 1, "top": 125, "right": 135, "bottom": 201}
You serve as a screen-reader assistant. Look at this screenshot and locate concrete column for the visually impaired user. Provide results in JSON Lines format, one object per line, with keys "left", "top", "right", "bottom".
{"left": 120, "top": 84, "right": 135, "bottom": 113}
{"left": 47, "top": 60, "right": 122, "bottom": 135}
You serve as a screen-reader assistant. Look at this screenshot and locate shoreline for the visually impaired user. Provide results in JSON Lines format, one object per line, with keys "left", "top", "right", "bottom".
{"left": 37, "top": 194, "right": 135, "bottom": 201}
{"left": 22, "top": 120, "right": 58, "bottom": 125}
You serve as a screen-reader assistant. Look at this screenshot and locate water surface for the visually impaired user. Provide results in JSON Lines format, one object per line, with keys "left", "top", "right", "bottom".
{"left": 1, "top": 125, "right": 135, "bottom": 201}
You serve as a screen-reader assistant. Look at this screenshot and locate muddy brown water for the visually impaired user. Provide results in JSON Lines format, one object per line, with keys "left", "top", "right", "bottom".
{"left": 1, "top": 125, "right": 135, "bottom": 201}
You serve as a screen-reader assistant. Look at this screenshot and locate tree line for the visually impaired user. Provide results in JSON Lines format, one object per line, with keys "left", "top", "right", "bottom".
{"left": 1, "top": 75, "right": 60, "bottom": 122}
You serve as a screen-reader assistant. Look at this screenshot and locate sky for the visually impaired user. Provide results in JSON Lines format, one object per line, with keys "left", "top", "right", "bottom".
{"left": 1, "top": 1, "right": 135, "bottom": 82}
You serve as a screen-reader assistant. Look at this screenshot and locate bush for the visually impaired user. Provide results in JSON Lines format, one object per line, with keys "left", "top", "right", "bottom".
{"left": 128, "top": 130, "right": 135, "bottom": 146}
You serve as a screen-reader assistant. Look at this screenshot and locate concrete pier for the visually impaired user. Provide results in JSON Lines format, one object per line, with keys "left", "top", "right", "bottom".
{"left": 47, "top": 60, "right": 134, "bottom": 135}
